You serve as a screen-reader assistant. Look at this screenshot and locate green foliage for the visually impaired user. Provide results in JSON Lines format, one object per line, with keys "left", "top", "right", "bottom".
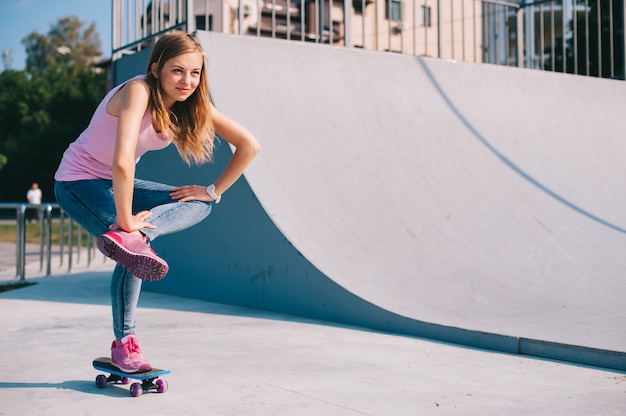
{"left": 23, "top": 15, "right": 102, "bottom": 77}
{"left": 0, "top": 16, "right": 107, "bottom": 202}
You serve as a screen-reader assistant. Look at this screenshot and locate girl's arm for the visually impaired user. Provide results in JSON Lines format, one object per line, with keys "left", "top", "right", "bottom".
{"left": 170, "top": 105, "right": 261, "bottom": 202}
{"left": 108, "top": 79, "right": 157, "bottom": 232}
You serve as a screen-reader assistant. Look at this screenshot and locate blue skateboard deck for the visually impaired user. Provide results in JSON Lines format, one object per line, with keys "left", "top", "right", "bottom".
{"left": 93, "top": 357, "right": 170, "bottom": 397}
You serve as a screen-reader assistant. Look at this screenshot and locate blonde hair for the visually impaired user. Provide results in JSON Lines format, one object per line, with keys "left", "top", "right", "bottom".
{"left": 146, "top": 31, "right": 214, "bottom": 164}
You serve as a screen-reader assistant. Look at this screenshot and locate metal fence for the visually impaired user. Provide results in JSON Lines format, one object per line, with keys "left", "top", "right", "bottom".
{"left": 0, "top": 203, "right": 101, "bottom": 281}
{"left": 112, "top": 0, "right": 625, "bottom": 79}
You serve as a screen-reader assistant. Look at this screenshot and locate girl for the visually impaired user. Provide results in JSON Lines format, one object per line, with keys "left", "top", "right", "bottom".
{"left": 54, "top": 31, "right": 260, "bottom": 372}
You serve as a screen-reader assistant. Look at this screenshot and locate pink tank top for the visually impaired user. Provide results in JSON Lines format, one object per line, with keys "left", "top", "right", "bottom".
{"left": 54, "top": 75, "right": 171, "bottom": 181}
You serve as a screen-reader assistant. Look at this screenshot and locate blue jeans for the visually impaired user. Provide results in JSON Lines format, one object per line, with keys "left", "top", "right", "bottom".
{"left": 54, "top": 179, "right": 212, "bottom": 339}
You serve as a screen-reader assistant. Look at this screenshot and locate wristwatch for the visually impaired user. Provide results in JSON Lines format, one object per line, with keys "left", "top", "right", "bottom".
{"left": 206, "top": 184, "right": 221, "bottom": 204}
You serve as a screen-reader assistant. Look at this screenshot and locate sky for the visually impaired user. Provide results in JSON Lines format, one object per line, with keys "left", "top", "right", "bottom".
{"left": 0, "top": 0, "right": 112, "bottom": 70}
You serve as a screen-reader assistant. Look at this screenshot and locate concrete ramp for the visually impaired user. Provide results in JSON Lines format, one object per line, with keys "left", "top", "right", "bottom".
{"left": 134, "top": 32, "right": 626, "bottom": 370}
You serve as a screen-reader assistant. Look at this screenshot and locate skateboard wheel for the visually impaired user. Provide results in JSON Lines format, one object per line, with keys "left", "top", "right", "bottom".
{"left": 156, "top": 379, "right": 168, "bottom": 393}
{"left": 121, "top": 376, "right": 129, "bottom": 385}
{"left": 130, "top": 382, "right": 143, "bottom": 397}
{"left": 95, "top": 374, "right": 108, "bottom": 389}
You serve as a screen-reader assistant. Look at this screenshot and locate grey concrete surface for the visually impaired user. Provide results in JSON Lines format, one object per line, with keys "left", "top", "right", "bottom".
{"left": 128, "top": 33, "right": 626, "bottom": 368}
{"left": 1, "top": 269, "right": 625, "bottom": 416}
{"left": 3, "top": 31, "right": 626, "bottom": 416}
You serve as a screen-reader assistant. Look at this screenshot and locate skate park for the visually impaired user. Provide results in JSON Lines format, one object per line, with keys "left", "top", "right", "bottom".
{"left": 105, "top": 32, "right": 626, "bottom": 369}
{"left": 128, "top": 32, "right": 626, "bottom": 368}
{"left": 2, "top": 31, "right": 626, "bottom": 414}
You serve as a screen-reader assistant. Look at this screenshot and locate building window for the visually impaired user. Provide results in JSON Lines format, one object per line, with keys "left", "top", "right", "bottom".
{"left": 196, "top": 15, "right": 213, "bottom": 31}
{"left": 354, "top": 0, "right": 374, "bottom": 16}
{"left": 353, "top": 0, "right": 364, "bottom": 15}
{"left": 420, "top": 5, "right": 431, "bottom": 27}
{"left": 386, "top": 0, "right": 402, "bottom": 21}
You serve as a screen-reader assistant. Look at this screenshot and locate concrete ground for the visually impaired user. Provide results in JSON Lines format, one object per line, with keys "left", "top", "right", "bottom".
{"left": 0, "top": 258, "right": 625, "bottom": 416}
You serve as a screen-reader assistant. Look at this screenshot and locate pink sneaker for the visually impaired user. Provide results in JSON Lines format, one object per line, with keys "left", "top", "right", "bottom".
{"left": 110, "top": 335, "right": 152, "bottom": 373}
{"left": 97, "top": 230, "right": 169, "bottom": 281}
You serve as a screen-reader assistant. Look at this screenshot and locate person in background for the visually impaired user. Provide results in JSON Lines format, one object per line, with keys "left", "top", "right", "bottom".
{"left": 26, "top": 182, "right": 42, "bottom": 223}
{"left": 54, "top": 31, "right": 260, "bottom": 373}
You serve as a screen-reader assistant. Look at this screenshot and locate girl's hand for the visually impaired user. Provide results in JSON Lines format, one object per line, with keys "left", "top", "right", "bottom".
{"left": 170, "top": 185, "right": 215, "bottom": 203}
{"left": 109, "top": 210, "right": 157, "bottom": 232}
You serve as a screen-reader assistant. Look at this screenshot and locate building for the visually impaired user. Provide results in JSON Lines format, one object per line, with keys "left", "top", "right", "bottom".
{"left": 112, "top": 0, "right": 624, "bottom": 79}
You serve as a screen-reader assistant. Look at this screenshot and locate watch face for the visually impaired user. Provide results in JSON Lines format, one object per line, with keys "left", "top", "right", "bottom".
{"left": 206, "top": 185, "right": 219, "bottom": 201}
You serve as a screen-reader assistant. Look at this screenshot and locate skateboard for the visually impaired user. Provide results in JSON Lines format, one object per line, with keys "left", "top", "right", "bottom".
{"left": 92, "top": 357, "right": 171, "bottom": 397}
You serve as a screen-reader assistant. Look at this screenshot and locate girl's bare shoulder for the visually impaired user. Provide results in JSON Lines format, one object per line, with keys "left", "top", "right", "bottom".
{"left": 107, "top": 78, "right": 151, "bottom": 116}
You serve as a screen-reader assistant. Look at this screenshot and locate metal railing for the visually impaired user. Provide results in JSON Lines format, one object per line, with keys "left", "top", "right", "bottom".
{"left": 112, "top": 0, "right": 625, "bottom": 79}
{"left": 0, "top": 203, "right": 102, "bottom": 281}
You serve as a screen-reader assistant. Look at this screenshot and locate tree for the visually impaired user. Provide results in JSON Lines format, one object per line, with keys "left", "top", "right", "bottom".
{"left": 22, "top": 32, "right": 51, "bottom": 76}
{"left": 23, "top": 15, "right": 102, "bottom": 77}
{"left": 0, "top": 16, "right": 107, "bottom": 202}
